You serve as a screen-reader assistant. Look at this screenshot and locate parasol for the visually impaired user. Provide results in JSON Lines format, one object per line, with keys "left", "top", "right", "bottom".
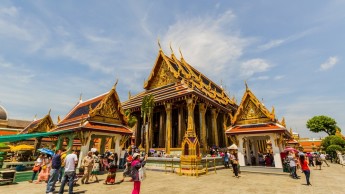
{"left": 227, "top": 144, "right": 238, "bottom": 150}
{"left": 37, "top": 148, "right": 55, "bottom": 156}
{"left": 10, "top": 144, "right": 34, "bottom": 152}
{"left": 283, "top": 147, "right": 299, "bottom": 153}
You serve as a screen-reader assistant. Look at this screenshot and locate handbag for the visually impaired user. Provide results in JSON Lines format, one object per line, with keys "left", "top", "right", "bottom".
{"left": 138, "top": 166, "right": 146, "bottom": 182}
{"left": 32, "top": 165, "right": 40, "bottom": 172}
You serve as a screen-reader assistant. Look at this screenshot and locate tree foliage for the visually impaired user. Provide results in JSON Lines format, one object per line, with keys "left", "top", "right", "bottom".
{"left": 321, "top": 135, "right": 345, "bottom": 149}
{"left": 326, "top": 145, "right": 343, "bottom": 158}
{"left": 306, "top": 115, "right": 337, "bottom": 135}
{"left": 125, "top": 109, "right": 137, "bottom": 128}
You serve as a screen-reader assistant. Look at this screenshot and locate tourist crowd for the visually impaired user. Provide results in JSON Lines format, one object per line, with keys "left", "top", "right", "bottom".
{"left": 29, "top": 146, "right": 147, "bottom": 194}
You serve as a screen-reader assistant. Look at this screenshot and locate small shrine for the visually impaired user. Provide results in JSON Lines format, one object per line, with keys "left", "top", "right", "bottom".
{"left": 226, "top": 83, "right": 291, "bottom": 168}
{"left": 179, "top": 98, "right": 203, "bottom": 176}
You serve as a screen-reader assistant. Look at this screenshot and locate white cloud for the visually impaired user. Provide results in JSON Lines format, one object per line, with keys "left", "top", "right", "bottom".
{"left": 240, "top": 58, "right": 271, "bottom": 77}
{"left": 319, "top": 56, "right": 339, "bottom": 71}
{"left": 161, "top": 10, "right": 250, "bottom": 76}
{"left": 258, "top": 28, "right": 315, "bottom": 51}
{"left": 274, "top": 75, "right": 285, "bottom": 80}
{"left": 0, "top": 6, "right": 18, "bottom": 17}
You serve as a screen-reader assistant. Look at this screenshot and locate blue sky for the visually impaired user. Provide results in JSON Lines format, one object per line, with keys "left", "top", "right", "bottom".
{"left": 1, "top": 1, "right": 344, "bottom": 138}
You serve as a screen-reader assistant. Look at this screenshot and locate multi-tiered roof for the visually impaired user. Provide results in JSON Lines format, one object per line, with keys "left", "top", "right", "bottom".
{"left": 122, "top": 48, "right": 237, "bottom": 112}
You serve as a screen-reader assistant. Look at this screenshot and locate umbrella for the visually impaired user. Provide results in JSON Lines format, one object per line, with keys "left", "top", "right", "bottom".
{"left": 228, "top": 144, "right": 238, "bottom": 150}
{"left": 10, "top": 144, "right": 34, "bottom": 152}
{"left": 284, "top": 147, "right": 298, "bottom": 153}
{"left": 38, "top": 148, "right": 55, "bottom": 156}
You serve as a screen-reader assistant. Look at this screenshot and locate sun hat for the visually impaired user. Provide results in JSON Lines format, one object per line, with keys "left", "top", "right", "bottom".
{"left": 133, "top": 153, "right": 140, "bottom": 159}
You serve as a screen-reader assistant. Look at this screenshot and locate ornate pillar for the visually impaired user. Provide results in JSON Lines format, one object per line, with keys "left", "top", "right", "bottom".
{"left": 67, "top": 134, "right": 75, "bottom": 154}
{"left": 165, "top": 103, "right": 172, "bottom": 154}
{"left": 114, "top": 136, "right": 120, "bottom": 166}
{"left": 186, "top": 97, "right": 196, "bottom": 132}
{"left": 223, "top": 114, "right": 229, "bottom": 147}
{"left": 270, "top": 134, "right": 283, "bottom": 168}
{"left": 237, "top": 135, "right": 245, "bottom": 166}
{"left": 159, "top": 112, "right": 164, "bottom": 147}
{"left": 199, "top": 103, "right": 207, "bottom": 153}
{"left": 211, "top": 108, "right": 219, "bottom": 146}
{"left": 149, "top": 114, "right": 154, "bottom": 149}
{"left": 178, "top": 106, "right": 183, "bottom": 146}
{"left": 77, "top": 133, "right": 92, "bottom": 168}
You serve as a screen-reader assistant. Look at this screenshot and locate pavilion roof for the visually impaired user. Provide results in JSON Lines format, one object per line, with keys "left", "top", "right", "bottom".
{"left": 52, "top": 83, "right": 132, "bottom": 135}
{"left": 20, "top": 112, "right": 55, "bottom": 134}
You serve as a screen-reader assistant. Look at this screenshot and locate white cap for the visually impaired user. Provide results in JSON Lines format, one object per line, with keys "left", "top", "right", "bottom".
{"left": 133, "top": 153, "right": 140, "bottom": 158}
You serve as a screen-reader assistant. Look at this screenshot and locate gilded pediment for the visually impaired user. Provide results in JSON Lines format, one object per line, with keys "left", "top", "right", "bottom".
{"left": 27, "top": 115, "right": 55, "bottom": 134}
{"left": 89, "top": 86, "right": 127, "bottom": 125}
{"left": 147, "top": 60, "right": 178, "bottom": 90}
{"left": 232, "top": 84, "right": 275, "bottom": 125}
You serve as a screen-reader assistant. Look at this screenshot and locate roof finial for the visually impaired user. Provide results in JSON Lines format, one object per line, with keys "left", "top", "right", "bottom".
{"left": 170, "top": 42, "right": 174, "bottom": 55}
{"left": 128, "top": 90, "right": 132, "bottom": 99}
{"left": 48, "top": 109, "right": 51, "bottom": 115}
{"left": 158, "top": 38, "right": 162, "bottom": 51}
{"left": 79, "top": 93, "right": 83, "bottom": 103}
{"left": 112, "top": 79, "right": 119, "bottom": 90}
{"left": 179, "top": 47, "right": 184, "bottom": 60}
{"left": 57, "top": 115, "right": 61, "bottom": 123}
{"left": 245, "top": 80, "right": 248, "bottom": 90}
{"left": 34, "top": 114, "right": 37, "bottom": 121}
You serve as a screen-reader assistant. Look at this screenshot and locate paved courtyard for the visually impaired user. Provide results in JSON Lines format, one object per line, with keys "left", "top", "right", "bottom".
{"left": 1, "top": 163, "right": 344, "bottom": 194}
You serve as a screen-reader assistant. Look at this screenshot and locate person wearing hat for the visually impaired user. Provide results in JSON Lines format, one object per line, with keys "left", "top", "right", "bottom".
{"left": 81, "top": 151, "right": 94, "bottom": 184}
{"left": 131, "top": 153, "right": 148, "bottom": 194}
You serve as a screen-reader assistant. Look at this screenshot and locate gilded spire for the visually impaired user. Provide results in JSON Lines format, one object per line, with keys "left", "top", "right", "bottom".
{"left": 34, "top": 114, "right": 37, "bottom": 121}
{"left": 179, "top": 47, "right": 184, "bottom": 60}
{"left": 170, "top": 42, "right": 174, "bottom": 56}
{"left": 271, "top": 106, "right": 275, "bottom": 116}
{"left": 245, "top": 80, "right": 248, "bottom": 91}
{"left": 281, "top": 117, "right": 286, "bottom": 127}
{"left": 289, "top": 128, "right": 293, "bottom": 135}
{"left": 79, "top": 93, "right": 83, "bottom": 103}
{"left": 128, "top": 90, "right": 132, "bottom": 99}
{"left": 158, "top": 38, "right": 162, "bottom": 51}
{"left": 112, "top": 79, "right": 119, "bottom": 90}
{"left": 48, "top": 109, "right": 51, "bottom": 115}
{"left": 57, "top": 115, "right": 61, "bottom": 123}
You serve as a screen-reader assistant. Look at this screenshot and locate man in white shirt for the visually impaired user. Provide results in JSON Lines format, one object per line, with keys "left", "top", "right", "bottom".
{"left": 320, "top": 153, "right": 330, "bottom": 167}
{"left": 59, "top": 150, "right": 78, "bottom": 194}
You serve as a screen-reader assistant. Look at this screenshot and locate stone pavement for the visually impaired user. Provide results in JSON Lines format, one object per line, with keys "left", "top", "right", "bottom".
{"left": 1, "top": 163, "right": 344, "bottom": 194}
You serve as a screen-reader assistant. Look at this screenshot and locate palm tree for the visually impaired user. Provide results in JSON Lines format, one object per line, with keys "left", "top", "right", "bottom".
{"left": 141, "top": 94, "right": 155, "bottom": 153}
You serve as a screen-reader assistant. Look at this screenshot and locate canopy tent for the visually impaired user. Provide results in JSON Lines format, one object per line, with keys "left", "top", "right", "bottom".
{"left": 0, "top": 130, "right": 72, "bottom": 143}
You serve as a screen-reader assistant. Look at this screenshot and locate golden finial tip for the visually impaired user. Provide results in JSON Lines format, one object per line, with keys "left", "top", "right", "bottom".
{"left": 179, "top": 47, "right": 184, "bottom": 59}
{"left": 112, "top": 79, "right": 119, "bottom": 89}
{"left": 245, "top": 80, "right": 248, "bottom": 90}
{"left": 158, "top": 38, "right": 162, "bottom": 50}
{"left": 48, "top": 109, "right": 51, "bottom": 115}
{"left": 170, "top": 42, "right": 174, "bottom": 54}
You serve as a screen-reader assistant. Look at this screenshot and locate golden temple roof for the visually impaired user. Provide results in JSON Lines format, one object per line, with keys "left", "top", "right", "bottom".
{"left": 143, "top": 49, "right": 236, "bottom": 108}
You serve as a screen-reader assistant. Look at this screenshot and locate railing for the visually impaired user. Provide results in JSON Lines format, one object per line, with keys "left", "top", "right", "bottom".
{"left": 165, "top": 158, "right": 175, "bottom": 173}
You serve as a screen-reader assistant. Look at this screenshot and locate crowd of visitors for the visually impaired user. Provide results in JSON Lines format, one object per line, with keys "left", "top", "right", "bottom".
{"left": 27, "top": 145, "right": 148, "bottom": 194}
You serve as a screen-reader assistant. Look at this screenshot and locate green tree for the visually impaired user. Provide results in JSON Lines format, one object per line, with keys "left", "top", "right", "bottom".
{"left": 125, "top": 109, "right": 137, "bottom": 128}
{"left": 141, "top": 94, "right": 155, "bottom": 153}
{"left": 306, "top": 115, "right": 337, "bottom": 135}
{"left": 321, "top": 135, "right": 345, "bottom": 150}
{"left": 326, "top": 145, "right": 343, "bottom": 159}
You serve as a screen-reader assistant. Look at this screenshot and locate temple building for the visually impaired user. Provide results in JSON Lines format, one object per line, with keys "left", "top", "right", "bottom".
{"left": 51, "top": 82, "right": 132, "bottom": 166}
{"left": 226, "top": 84, "right": 291, "bottom": 168}
{"left": 122, "top": 47, "right": 237, "bottom": 154}
{"left": 0, "top": 104, "right": 31, "bottom": 136}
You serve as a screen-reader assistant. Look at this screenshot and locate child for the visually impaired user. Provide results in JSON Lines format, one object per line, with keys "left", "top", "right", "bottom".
{"left": 104, "top": 162, "right": 117, "bottom": 184}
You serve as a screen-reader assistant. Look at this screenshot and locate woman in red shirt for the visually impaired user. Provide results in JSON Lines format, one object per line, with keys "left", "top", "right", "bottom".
{"left": 299, "top": 154, "right": 311, "bottom": 186}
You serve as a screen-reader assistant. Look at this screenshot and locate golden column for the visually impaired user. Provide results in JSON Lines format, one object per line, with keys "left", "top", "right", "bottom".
{"left": 211, "top": 108, "right": 219, "bottom": 146}
{"left": 223, "top": 113, "right": 229, "bottom": 146}
{"left": 186, "top": 98, "right": 196, "bottom": 132}
{"left": 165, "top": 103, "right": 172, "bottom": 154}
{"left": 199, "top": 103, "right": 207, "bottom": 153}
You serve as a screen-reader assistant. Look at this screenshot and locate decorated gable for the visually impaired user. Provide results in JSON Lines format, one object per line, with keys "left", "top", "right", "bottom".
{"left": 232, "top": 86, "right": 275, "bottom": 125}
{"left": 89, "top": 86, "right": 127, "bottom": 125}
{"left": 146, "top": 58, "right": 179, "bottom": 90}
